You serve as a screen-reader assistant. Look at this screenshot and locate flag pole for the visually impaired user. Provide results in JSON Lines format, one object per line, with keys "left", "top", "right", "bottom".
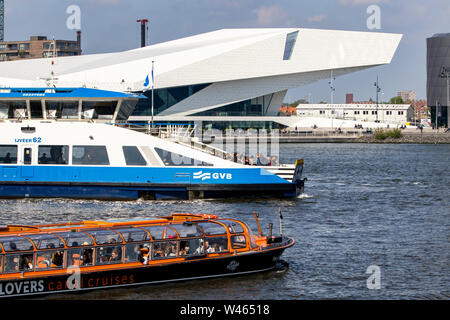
{"left": 151, "top": 60, "right": 154, "bottom": 130}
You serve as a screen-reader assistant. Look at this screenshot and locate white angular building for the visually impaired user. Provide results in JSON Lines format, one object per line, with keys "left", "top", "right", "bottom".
{"left": 0, "top": 28, "right": 402, "bottom": 129}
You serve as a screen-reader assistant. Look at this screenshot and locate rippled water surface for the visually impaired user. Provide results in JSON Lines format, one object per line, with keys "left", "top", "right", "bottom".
{"left": 1, "top": 143, "right": 449, "bottom": 300}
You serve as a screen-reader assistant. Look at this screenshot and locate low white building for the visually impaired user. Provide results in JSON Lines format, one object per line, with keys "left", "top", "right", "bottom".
{"left": 296, "top": 104, "right": 413, "bottom": 125}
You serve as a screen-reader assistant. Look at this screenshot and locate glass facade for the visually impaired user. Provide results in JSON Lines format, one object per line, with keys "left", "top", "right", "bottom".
{"left": 283, "top": 31, "right": 299, "bottom": 60}
{"left": 132, "top": 83, "right": 211, "bottom": 116}
{"left": 192, "top": 93, "right": 274, "bottom": 117}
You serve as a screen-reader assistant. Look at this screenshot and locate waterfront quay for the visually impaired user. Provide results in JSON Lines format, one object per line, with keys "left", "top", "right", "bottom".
{"left": 210, "top": 127, "right": 450, "bottom": 144}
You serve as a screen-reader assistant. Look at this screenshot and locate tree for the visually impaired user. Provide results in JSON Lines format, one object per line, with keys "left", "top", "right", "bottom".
{"left": 283, "top": 99, "right": 309, "bottom": 107}
{"left": 389, "top": 96, "right": 404, "bottom": 104}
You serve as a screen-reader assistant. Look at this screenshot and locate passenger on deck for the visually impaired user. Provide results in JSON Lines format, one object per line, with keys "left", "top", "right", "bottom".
{"left": 19, "top": 255, "right": 33, "bottom": 271}
{"left": 109, "top": 249, "right": 121, "bottom": 263}
{"left": 4, "top": 152, "right": 12, "bottom": 163}
{"left": 39, "top": 153, "right": 49, "bottom": 164}
{"left": 271, "top": 156, "right": 279, "bottom": 166}
{"left": 5, "top": 256, "right": 19, "bottom": 272}
{"left": 206, "top": 241, "right": 214, "bottom": 253}
{"left": 82, "top": 247, "right": 93, "bottom": 265}
{"left": 179, "top": 244, "right": 189, "bottom": 256}
{"left": 52, "top": 251, "right": 64, "bottom": 267}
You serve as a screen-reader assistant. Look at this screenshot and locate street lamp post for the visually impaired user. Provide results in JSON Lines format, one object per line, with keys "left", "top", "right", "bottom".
{"left": 374, "top": 77, "right": 381, "bottom": 123}
{"left": 329, "top": 71, "right": 335, "bottom": 131}
{"left": 439, "top": 66, "right": 450, "bottom": 129}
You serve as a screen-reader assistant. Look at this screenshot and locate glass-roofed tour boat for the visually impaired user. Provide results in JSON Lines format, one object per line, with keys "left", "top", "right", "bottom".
{"left": 0, "top": 87, "right": 306, "bottom": 200}
{"left": 0, "top": 212, "right": 294, "bottom": 298}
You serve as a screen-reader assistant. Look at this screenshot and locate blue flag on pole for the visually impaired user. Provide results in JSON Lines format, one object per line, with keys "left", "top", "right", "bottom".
{"left": 143, "top": 63, "right": 154, "bottom": 91}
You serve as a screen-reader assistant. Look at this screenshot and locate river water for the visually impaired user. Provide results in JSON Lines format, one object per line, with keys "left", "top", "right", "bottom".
{"left": 0, "top": 143, "right": 448, "bottom": 300}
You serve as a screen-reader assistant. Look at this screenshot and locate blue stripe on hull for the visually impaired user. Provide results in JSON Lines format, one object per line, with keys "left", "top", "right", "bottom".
{"left": 0, "top": 165, "right": 289, "bottom": 185}
{"left": 0, "top": 184, "right": 141, "bottom": 200}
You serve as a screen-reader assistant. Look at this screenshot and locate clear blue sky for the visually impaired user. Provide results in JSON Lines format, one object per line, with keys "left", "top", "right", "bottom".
{"left": 3, "top": 0, "right": 450, "bottom": 103}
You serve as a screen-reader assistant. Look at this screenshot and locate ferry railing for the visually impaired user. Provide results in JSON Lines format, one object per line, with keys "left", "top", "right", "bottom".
{"left": 114, "top": 123, "right": 295, "bottom": 176}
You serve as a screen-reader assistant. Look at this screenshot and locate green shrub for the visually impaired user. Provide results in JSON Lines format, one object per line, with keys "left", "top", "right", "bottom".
{"left": 374, "top": 128, "right": 402, "bottom": 140}
{"left": 374, "top": 128, "right": 386, "bottom": 140}
{"left": 386, "top": 128, "right": 402, "bottom": 138}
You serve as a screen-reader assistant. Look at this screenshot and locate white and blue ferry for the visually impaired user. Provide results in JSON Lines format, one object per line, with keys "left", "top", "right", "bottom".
{"left": 0, "top": 88, "right": 305, "bottom": 200}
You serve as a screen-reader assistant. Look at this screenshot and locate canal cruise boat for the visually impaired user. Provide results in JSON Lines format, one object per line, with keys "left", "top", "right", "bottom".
{"left": 0, "top": 213, "right": 294, "bottom": 298}
{"left": 0, "top": 87, "right": 306, "bottom": 201}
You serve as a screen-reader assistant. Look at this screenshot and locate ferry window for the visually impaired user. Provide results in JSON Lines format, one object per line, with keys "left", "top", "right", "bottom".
{"left": 4, "top": 253, "right": 34, "bottom": 273}
{"left": 142, "top": 226, "right": 177, "bottom": 240}
{"left": 0, "top": 145, "right": 18, "bottom": 164}
{"left": 197, "top": 222, "right": 227, "bottom": 236}
{"left": 171, "top": 222, "right": 204, "bottom": 238}
{"left": 82, "top": 101, "right": 116, "bottom": 120}
{"left": 86, "top": 230, "right": 122, "bottom": 245}
{"left": 35, "top": 250, "right": 64, "bottom": 270}
{"left": 231, "top": 235, "right": 247, "bottom": 249}
{"left": 152, "top": 241, "right": 177, "bottom": 259}
{"left": 0, "top": 236, "right": 34, "bottom": 251}
{"left": 205, "top": 237, "right": 228, "bottom": 253}
{"left": 0, "top": 101, "right": 7, "bottom": 119}
{"left": 216, "top": 220, "right": 245, "bottom": 234}
{"left": 54, "top": 232, "right": 94, "bottom": 247}
{"left": 38, "top": 145, "right": 69, "bottom": 165}
{"left": 1, "top": 101, "right": 27, "bottom": 119}
{"left": 30, "top": 100, "right": 43, "bottom": 118}
{"left": 179, "top": 239, "right": 204, "bottom": 257}
{"left": 27, "top": 234, "right": 64, "bottom": 249}
{"left": 154, "top": 147, "right": 212, "bottom": 166}
{"left": 123, "top": 146, "right": 147, "bottom": 166}
{"left": 96, "top": 245, "right": 122, "bottom": 265}
{"left": 124, "top": 243, "right": 149, "bottom": 263}
{"left": 72, "top": 145, "right": 110, "bottom": 165}
{"left": 114, "top": 228, "right": 149, "bottom": 242}
{"left": 61, "top": 101, "right": 79, "bottom": 119}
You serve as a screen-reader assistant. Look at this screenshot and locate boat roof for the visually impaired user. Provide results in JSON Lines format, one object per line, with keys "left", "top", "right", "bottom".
{"left": 0, "top": 213, "right": 222, "bottom": 236}
{"left": 0, "top": 87, "right": 147, "bottom": 100}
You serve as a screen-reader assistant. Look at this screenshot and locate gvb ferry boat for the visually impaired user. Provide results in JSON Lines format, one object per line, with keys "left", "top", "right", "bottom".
{"left": 0, "top": 87, "right": 306, "bottom": 200}
{"left": 0, "top": 213, "right": 294, "bottom": 298}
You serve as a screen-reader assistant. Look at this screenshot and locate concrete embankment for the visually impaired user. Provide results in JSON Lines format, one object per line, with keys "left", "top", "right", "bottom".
{"left": 206, "top": 129, "right": 450, "bottom": 144}
{"left": 355, "top": 132, "right": 450, "bottom": 144}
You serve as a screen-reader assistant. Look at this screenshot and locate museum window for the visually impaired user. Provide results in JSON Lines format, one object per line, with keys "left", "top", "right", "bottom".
{"left": 283, "top": 31, "right": 299, "bottom": 60}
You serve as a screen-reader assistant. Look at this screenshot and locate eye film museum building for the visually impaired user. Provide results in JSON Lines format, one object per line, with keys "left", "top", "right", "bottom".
{"left": 0, "top": 28, "right": 402, "bottom": 130}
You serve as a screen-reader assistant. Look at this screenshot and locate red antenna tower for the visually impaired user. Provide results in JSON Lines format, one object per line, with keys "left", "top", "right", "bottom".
{"left": 136, "top": 19, "right": 149, "bottom": 47}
